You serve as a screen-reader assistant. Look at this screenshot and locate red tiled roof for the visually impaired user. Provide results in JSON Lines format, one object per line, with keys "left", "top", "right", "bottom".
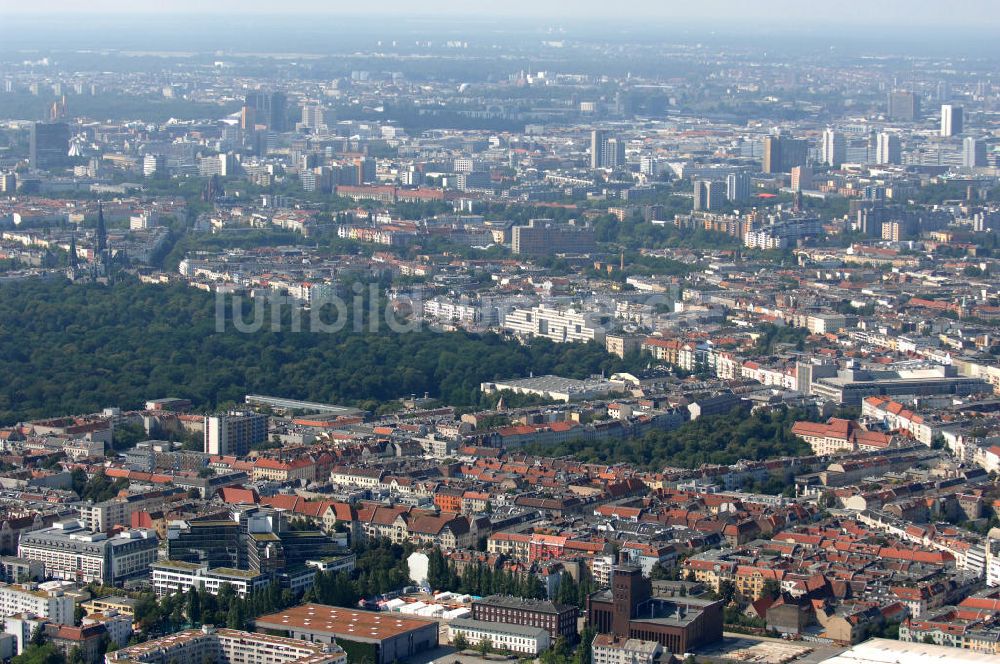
{"left": 218, "top": 486, "right": 260, "bottom": 504}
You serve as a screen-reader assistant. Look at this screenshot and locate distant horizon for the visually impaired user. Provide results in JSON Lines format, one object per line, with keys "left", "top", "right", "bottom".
{"left": 1, "top": 13, "right": 998, "bottom": 41}
{"left": 1, "top": 2, "right": 999, "bottom": 31}
{"left": 2, "top": 5, "right": 1000, "bottom": 60}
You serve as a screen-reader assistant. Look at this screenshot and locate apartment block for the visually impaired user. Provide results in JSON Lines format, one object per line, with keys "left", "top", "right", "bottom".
{"left": 503, "top": 305, "right": 606, "bottom": 344}
{"left": 106, "top": 625, "right": 347, "bottom": 664}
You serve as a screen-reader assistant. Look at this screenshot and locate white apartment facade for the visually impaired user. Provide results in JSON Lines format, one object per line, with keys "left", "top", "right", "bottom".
{"left": 986, "top": 531, "right": 1000, "bottom": 588}
{"left": 79, "top": 492, "right": 167, "bottom": 533}
{"left": 83, "top": 610, "right": 133, "bottom": 647}
{"left": 423, "top": 297, "right": 480, "bottom": 325}
{"left": 591, "top": 555, "right": 615, "bottom": 587}
{"left": 329, "top": 467, "right": 384, "bottom": 488}
{"left": 150, "top": 561, "right": 270, "bottom": 599}
{"left": 0, "top": 583, "right": 74, "bottom": 625}
{"left": 204, "top": 411, "right": 267, "bottom": 456}
{"left": 503, "top": 305, "right": 606, "bottom": 344}
{"left": 591, "top": 636, "right": 663, "bottom": 664}
{"left": 861, "top": 396, "right": 940, "bottom": 445}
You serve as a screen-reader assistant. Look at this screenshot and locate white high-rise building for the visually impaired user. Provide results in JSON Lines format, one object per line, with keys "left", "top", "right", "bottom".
{"left": 204, "top": 411, "right": 268, "bottom": 456}
{"left": 962, "top": 136, "right": 987, "bottom": 168}
{"left": 639, "top": 154, "right": 658, "bottom": 176}
{"left": 301, "top": 104, "right": 325, "bottom": 132}
{"left": 198, "top": 153, "right": 236, "bottom": 177}
{"left": 143, "top": 154, "right": 166, "bottom": 177}
{"left": 876, "top": 133, "right": 902, "bottom": 165}
{"left": 821, "top": 129, "right": 846, "bottom": 167}
{"left": 5, "top": 615, "right": 46, "bottom": 657}
{"left": 941, "top": 104, "right": 963, "bottom": 137}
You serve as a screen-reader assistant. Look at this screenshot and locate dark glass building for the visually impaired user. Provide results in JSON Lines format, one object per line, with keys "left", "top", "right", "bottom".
{"left": 29, "top": 122, "right": 70, "bottom": 170}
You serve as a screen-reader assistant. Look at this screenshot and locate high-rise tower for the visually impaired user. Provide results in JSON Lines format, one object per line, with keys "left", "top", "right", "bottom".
{"left": 941, "top": 105, "right": 964, "bottom": 137}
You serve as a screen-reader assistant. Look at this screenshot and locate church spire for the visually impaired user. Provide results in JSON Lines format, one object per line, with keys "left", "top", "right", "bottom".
{"left": 96, "top": 201, "right": 107, "bottom": 258}
{"left": 68, "top": 233, "right": 78, "bottom": 268}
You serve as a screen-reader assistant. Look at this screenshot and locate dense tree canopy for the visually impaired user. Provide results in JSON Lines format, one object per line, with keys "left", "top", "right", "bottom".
{"left": 425, "top": 546, "right": 548, "bottom": 599}
{"left": 0, "top": 279, "right": 639, "bottom": 423}
{"left": 753, "top": 323, "right": 810, "bottom": 354}
{"left": 594, "top": 212, "right": 740, "bottom": 253}
{"left": 524, "top": 407, "right": 812, "bottom": 469}
{"left": 12, "top": 643, "right": 64, "bottom": 664}
{"left": 71, "top": 468, "right": 129, "bottom": 502}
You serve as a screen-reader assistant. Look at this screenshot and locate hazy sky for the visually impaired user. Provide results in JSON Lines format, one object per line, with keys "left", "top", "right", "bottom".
{"left": 2, "top": 0, "right": 999, "bottom": 28}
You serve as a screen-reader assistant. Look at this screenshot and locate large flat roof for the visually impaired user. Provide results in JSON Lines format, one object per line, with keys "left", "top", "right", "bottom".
{"left": 818, "top": 638, "right": 1000, "bottom": 663}
{"left": 255, "top": 604, "right": 436, "bottom": 643}
{"left": 485, "top": 375, "right": 617, "bottom": 395}
{"left": 245, "top": 395, "right": 364, "bottom": 416}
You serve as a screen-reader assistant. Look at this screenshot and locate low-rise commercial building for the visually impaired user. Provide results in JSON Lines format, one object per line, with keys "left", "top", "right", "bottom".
{"left": 810, "top": 367, "right": 991, "bottom": 407}
{"left": 83, "top": 610, "right": 133, "bottom": 649}
{"left": 449, "top": 618, "right": 550, "bottom": 655}
{"left": 151, "top": 561, "right": 271, "bottom": 599}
